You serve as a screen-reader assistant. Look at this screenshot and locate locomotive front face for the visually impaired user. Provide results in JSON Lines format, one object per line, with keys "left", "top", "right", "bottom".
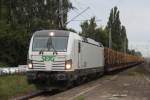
{"left": 27, "top": 30, "right": 72, "bottom": 72}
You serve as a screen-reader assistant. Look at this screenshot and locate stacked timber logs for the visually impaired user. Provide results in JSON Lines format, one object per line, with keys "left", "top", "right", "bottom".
{"left": 104, "top": 48, "right": 144, "bottom": 71}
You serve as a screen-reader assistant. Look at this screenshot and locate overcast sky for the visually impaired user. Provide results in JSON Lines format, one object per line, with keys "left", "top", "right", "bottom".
{"left": 67, "top": 0, "right": 150, "bottom": 57}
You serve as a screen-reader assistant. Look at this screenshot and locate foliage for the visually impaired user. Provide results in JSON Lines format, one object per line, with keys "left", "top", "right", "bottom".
{"left": 128, "top": 49, "right": 142, "bottom": 57}
{"left": 120, "top": 25, "right": 128, "bottom": 52}
{"left": 0, "top": 1, "right": 143, "bottom": 67}
{"left": 80, "top": 17, "right": 109, "bottom": 46}
{"left": 0, "top": 62, "right": 8, "bottom": 67}
{"left": 95, "top": 27, "right": 109, "bottom": 47}
{"left": 76, "top": 96, "right": 85, "bottom": 100}
{"left": 106, "top": 6, "right": 128, "bottom": 51}
{"left": 0, "top": 75, "right": 37, "bottom": 100}
{"left": 0, "top": 0, "right": 73, "bottom": 66}
{"left": 79, "top": 6, "right": 142, "bottom": 56}
{"left": 80, "top": 17, "right": 97, "bottom": 39}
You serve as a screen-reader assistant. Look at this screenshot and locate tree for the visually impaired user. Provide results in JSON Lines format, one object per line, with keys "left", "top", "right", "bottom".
{"left": 2, "top": 0, "right": 73, "bottom": 32}
{"left": 128, "top": 49, "right": 142, "bottom": 57}
{"left": 121, "top": 25, "right": 128, "bottom": 52}
{"left": 80, "top": 17, "right": 109, "bottom": 47}
{"left": 95, "top": 27, "right": 109, "bottom": 47}
{"left": 80, "top": 20, "right": 89, "bottom": 37}
{"left": 80, "top": 6, "right": 128, "bottom": 51}
{"left": 106, "top": 6, "right": 126, "bottom": 51}
{"left": 80, "top": 17, "right": 97, "bottom": 39}
{"left": 0, "top": 0, "right": 73, "bottom": 66}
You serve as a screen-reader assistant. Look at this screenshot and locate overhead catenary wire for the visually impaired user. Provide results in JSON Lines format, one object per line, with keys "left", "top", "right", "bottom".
{"left": 74, "top": 0, "right": 94, "bottom": 16}
{"left": 72, "top": 9, "right": 102, "bottom": 22}
{"left": 73, "top": 0, "right": 96, "bottom": 20}
{"left": 71, "top": 19, "right": 101, "bottom": 22}
{"left": 66, "top": 7, "right": 90, "bottom": 25}
{"left": 68, "top": 0, "right": 102, "bottom": 26}
{"left": 73, "top": 9, "right": 90, "bottom": 21}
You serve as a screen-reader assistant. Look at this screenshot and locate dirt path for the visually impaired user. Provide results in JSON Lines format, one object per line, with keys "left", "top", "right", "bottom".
{"left": 31, "top": 62, "right": 150, "bottom": 100}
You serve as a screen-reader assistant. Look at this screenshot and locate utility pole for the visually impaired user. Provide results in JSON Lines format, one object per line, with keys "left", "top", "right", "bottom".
{"left": 0, "top": 0, "right": 1, "bottom": 20}
{"left": 59, "top": 0, "right": 64, "bottom": 29}
{"left": 109, "top": 28, "right": 112, "bottom": 48}
{"left": 124, "top": 38, "right": 126, "bottom": 63}
{"left": 124, "top": 38, "right": 127, "bottom": 53}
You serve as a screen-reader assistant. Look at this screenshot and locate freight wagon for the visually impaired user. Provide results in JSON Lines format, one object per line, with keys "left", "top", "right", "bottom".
{"left": 26, "top": 30, "right": 144, "bottom": 88}
{"left": 104, "top": 48, "right": 144, "bottom": 72}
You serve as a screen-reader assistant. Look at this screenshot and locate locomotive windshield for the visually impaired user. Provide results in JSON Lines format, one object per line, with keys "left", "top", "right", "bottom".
{"left": 32, "top": 36, "right": 68, "bottom": 52}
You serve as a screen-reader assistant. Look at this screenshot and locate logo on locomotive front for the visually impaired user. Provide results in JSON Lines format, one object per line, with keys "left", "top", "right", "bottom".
{"left": 41, "top": 55, "right": 56, "bottom": 62}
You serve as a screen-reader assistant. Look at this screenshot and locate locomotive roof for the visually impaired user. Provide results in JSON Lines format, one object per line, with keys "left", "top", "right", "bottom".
{"left": 34, "top": 30, "right": 70, "bottom": 37}
{"left": 33, "top": 30, "right": 103, "bottom": 47}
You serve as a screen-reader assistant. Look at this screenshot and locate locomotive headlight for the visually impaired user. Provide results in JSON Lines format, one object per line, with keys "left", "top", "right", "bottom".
{"left": 66, "top": 64, "right": 71, "bottom": 69}
{"left": 28, "top": 63, "right": 33, "bottom": 69}
{"left": 49, "top": 32, "right": 54, "bottom": 36}
{"left": 27, "top": 60, "right": 33, "bottom": 69}
{"left": 65, "top": 59, "right": 72, "bottom": 70}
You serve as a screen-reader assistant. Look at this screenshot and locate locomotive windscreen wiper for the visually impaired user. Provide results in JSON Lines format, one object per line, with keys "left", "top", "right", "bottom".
{"left": 39, "top": 49, "right": 44, "bottom": 55}
{"left": 47, "top": 37, "right": 57, "bottom": 54}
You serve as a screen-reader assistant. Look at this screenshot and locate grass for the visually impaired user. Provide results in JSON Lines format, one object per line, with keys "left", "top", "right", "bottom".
{"left": 75, "top": 96, "right": 85, "bottom": 100}
{"left": 127, "top": 65, "right": 148, "bottom": 76}
{"left": 0, "top": 75, "right": 37, "bottom": 100}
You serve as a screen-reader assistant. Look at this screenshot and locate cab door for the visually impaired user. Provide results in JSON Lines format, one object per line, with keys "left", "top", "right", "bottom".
{"left": 74, "top": 40, "right": 82, "bottom": 69}
{"left": 78, "top": 40, "right": 82, "bottom": 68}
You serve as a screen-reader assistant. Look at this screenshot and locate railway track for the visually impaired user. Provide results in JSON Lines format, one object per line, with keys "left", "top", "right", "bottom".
{"left": 14, "top": 90, "right": 46, "bottom": 100}
{"left": 28, "top": 63, "right": 150, "bottom": 100}
{"left": 28, "top": 75, "right": 119, "bottom": 100}
{"left": 14, "top": 73, "right": 118, "bottom": 100}
{"left": 29, "top": 75, "right": 118, "bottom": 100}
{"left": 14, "top": 62, "right": 148, "bottom": 100}
{"left": 14, "top": 89, "right": 63, "bottom": 100}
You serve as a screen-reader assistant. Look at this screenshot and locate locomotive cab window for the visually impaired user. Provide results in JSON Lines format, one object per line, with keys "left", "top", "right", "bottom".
{"left": 32, "top": 36, "right": 68, "bottom": 52}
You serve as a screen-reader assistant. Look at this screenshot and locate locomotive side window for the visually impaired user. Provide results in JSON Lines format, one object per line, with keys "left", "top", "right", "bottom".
{"left": 78, "top": 42, "right": 81, "bottom": 53}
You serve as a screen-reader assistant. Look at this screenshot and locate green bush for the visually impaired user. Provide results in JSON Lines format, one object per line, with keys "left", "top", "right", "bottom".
{"left": 0, "top": 62, "right": 8, "bottom": 67}
{"left": 0, "top": 75, "right": 37, "bottom": 100}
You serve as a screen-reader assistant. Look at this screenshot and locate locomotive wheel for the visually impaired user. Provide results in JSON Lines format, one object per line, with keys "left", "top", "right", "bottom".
{"left": 74, "top": 76, "right": 86, "bottom": 86}
{"left": 59, "top": 80, "right": 73, "bottom": 89}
